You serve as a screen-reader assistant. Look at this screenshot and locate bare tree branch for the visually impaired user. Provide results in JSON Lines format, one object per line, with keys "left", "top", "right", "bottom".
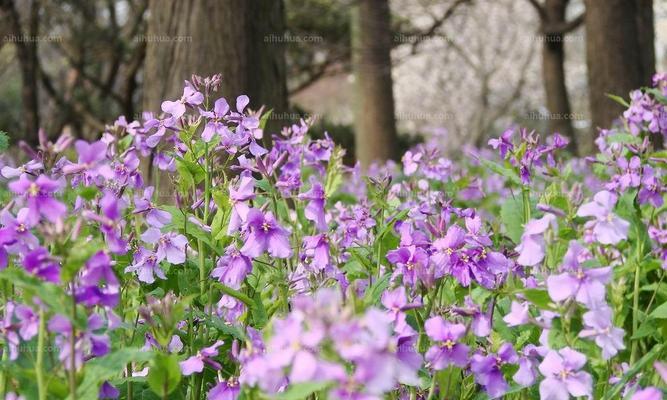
{"left": 543, "top": 11, "right": 585, "bottom": 34}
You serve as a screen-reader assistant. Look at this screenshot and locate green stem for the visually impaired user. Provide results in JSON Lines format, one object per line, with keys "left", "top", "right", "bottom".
{"left": 630, "top": 228, "right": 644, "bottom": 364}
{"left": 36, "top": 307, "right": 47, "bottom": 400}
{"left": 69, "top": 286, "right": 77, "bottom": 400}
{"left": 426, "top": 374, "right": 437, "bottom": 400}
{"left": 521, "top": 186, "right": 531, "bottom": 223}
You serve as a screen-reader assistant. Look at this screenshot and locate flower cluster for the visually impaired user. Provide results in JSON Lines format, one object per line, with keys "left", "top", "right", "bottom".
{"left": 0, "top": 73, "right": 666, "bottom": 400}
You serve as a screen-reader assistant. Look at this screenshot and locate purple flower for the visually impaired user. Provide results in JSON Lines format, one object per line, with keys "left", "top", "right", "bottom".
{"left": 301, "top": 234, "right": 330, "bottom": 271}
{"left": 631, "top": 387, "right": 663, "bottom": 400}
{"left": 125, "top": 247, "right": 165, "bottom": 284}
{"left": 503, "top": 300, "right": 530, "bottom": 327}
{"left": 113, "top": 150, "right": 142, "bottom": 188}
{"left": 538, "top": 347, "right": 592, "bottom": 400}
{"left": 470, "top": 343, "right": 518, "bottom": 398}
{"left": 48, "top": 313, "right": 111, "bottom": 370}
{"left": 23, "top": 247, "right": 60, "bottom": 283}
{"left": 9, "top": 174, "right": 66, "bottom": 224}
{"left": 227, "top": 173, "right": 255, "bottom": 234}
{"left": 208, "top": 378, "right": 240, "bottom": 400}
{"left": 381, "top": 286, "right": 421, "bottom": 332}
{"left": 547, "top": 265, "right": 611, "bottom": 307}
{"left": 14, "top": 305, "right": 39, "bottom": 340}
{"left": 452, "top": 296, "right": 491, "bottom": 337}
{"left": 180, "top": 340, "right": 224, "bottom": 376}
{"left": 1, "top": 159, "right": 42, "bottom": 179}
{"left": 387, "top": 245, "right": 429, "bottom": 287}
{"left": 0, "top": 304, "right": 20, "bottom": 361}
{"left": 201, "top": 97, "right": 230, "bottom": 142}
{"left": 424, "top": 317, "right": 469, "bottom": 369}
{"left": 161, "top": 85, "right": 204, "bottom": 119}
{"left": 240, "top": 208, "right": 291, "bottom": 258}
{"left": 638, "top": 166, "right": 664, "bottom": 208}
{"left": 211, "top": 245, "right": 252, "bottom": 289}
{"left": 515, "top": 214, "right": 557, "bottom": 266}
{"left": 133, "top": 187, "right": 172, "bottom": 228}
{"left": 577, "top": 190, "right": 629, "bottom": 245}
{"left": 488, "top": 128, "right": 514, "bottom": 158}
{"left": 99, "top": 381, "right": 120, "bottom": 399}
{"left": 0, "top": 208, "right": 39, "bottom": 253}
{"left": 61, "top": 140, "right": 113, "bottom": 182}
{"left": 578, "top": 305, "right": 625, "bottom": 360}
{"left": 141, "top": 228, "right": 188, "bottom": 264}
{"left": 514, "top": 345, "right": 541, "bottom": 387}
{"left": 609, "top": 156, "right": 641, "bottom": 191}
{"left": 75, "top": 251, "right": 120, "bottom": 308}
{"left": 299, "top": 181, "right": 327, "bottom": 232}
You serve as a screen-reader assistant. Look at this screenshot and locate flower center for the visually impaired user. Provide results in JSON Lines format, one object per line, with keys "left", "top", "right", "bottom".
{"left": 261, "top": 222, "right": 271, "bottom": 232}
{"left": 443, "top": 339, "right": 455, "bottom": 350}
{"left": 28, "top": 183, "right": 40, "bottom": 197}
{"left": 558, "top": 369, "right": 572, "bottom": 380}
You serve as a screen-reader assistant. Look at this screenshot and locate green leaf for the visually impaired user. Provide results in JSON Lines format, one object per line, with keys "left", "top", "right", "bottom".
{"left": 270, "top": 381, "right": 332, "bottom": 400}
{"left": 605, "top": 93, "right": 630, "bottom": 108}
{"left": 0, "top": 131, "right": 9, "bottom": 152}
{"left": 147, "top": 353, "right": 181, "bottom": 397}
{"left": 521, "top": 288, "right": 552, "bottom": 309}
{"left": 602, "top": 344, "right": 665, "bottom": 400}
{"left": 500, "top": 196, "right": 525, "bottom": 243}
{"left": 364, "top": 273, "right": 391, "bottom": 307}
{"left": 650, "top": 301, "right": 667, "bottom": 319}
{"left": 62, "top": 239, "right": 104, "bottom": 282}
{"left": 251, "top": 290, "right": 268, "bottom": 329}
{"left": 259, "top": 109, "right": 273, "bottom": 130}
{"left": 0, "top": 268, "right": 81, "bottom": 326}
{"left": 73, "top": 348, "right": 154, "bottom": 400}
{"left": 632, "top": 318, "right": 658, "bottom": 339}
{"left": 480, "top": 159, "right": 522, "bottom": 185}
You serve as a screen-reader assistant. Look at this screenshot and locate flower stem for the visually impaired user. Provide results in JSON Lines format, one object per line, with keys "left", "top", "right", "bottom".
{"left": 630, "top": 229, "right": 644, "bottom": 364}
{"left": 69, "top": 286, "right": 78, "bottom": 400}
{"left": 521, "top": 187, "right": 531, "bottom": 223}
{"left": 36, "top": 307, "right": 47, "bottom": 400}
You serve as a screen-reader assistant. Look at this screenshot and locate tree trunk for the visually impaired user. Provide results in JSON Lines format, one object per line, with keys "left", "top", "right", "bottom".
{"left": 541, "top": 0, "right": 575, "bottom": 149}
{"left": 584, "top": 0, "right": 655, "bottom": 149}
{"left": 142, "top": 0, "right": 288, "bottom": 123}
{"left": 351, "top": 0, "right": 398, "bottom": 168}
{"left": 1, "top": 0, "right": 40, "bottom": 145}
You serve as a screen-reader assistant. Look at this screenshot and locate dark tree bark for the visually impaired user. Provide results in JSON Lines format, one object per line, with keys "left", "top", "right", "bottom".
{"left": 351, "top": 0, "right": 398, "bottom": 168}
{"left": 584, "top": 0, "right": 655, "bottom": 148}
{"left": 527, "top": 0, "right": 583, "bottom": 152}
{"left": 1, "top": 0, "right": 40, "bottom": 145}
{"left": 142, "top": 0, "right": 288, "bottom": 126}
